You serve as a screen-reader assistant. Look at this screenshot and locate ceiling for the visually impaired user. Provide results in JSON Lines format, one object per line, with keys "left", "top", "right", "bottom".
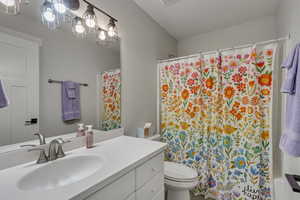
{"left": 134, "top": 0, "right": 280, "bottom": 40}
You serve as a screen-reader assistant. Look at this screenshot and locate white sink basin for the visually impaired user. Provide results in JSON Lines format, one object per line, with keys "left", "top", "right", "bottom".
{"left": 17, "top": 155, "right": 103, "bottom": 191}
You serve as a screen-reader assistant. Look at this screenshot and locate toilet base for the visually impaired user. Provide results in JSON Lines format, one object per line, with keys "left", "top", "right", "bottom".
{"left": 167, "top": 189, "right": 190, "bottom": 200}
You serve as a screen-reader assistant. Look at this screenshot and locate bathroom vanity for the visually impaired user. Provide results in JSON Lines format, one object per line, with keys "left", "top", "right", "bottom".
{"left": 0, "top": 136, "right": 167, "bottom": 200}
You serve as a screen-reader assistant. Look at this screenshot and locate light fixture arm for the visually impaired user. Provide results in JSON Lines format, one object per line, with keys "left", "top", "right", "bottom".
{"left": 82, "top": 0, "right": 117, "bottom": 22}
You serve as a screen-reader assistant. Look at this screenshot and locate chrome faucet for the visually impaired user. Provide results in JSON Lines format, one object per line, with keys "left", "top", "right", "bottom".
{"left": 20, "top": 132, "right": 46, "bottom": 148}
{"left": 48, "top": 138, "right": 66, "bottom": 161}
{"left": 21, "top": 133, "right": 47, "bottom": 164}
{"left": 29, "top": 138, "right": 69, "bottom": 164}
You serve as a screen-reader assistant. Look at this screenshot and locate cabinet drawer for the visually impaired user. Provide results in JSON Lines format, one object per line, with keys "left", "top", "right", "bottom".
{"left": 136, "top": 153, "right": 163, "bottom": 189}
{"left": 85, "top": 171, "right": 135, "bottom": 200}
{"left": 136, "top": 171, "right": 164, "bottom": 200}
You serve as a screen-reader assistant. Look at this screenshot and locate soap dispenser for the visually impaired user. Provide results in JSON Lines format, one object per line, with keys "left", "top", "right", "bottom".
{"left": 86, "top": 125, "right": 94, "bottom": 148}
{"left": 76, "top": 123, "right": 85, "bottom": 137}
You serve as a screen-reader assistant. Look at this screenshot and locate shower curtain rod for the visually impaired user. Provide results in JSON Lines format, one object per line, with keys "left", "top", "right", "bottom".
{"left": 100, "top": 68, "right": 121, "bottom": 74}
{"left": 157, "top": 33, "right": 291, "bottom": 63}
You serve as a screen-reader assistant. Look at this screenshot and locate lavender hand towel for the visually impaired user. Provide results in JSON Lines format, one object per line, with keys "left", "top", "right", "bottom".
{"left": 62, "top": 81, "right": 81, "bottom": 121}
{"left": 280, "top": 43, "right": 300, "bottom": 157}
{"left": 281, "top": 44, "right": 300, "bottom": 94}
{"left": 0, "top": 80, "right": 8, "bottom": 108}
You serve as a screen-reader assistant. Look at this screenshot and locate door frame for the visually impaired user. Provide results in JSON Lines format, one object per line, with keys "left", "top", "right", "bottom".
{"left": 0, "top": 26, "right": 41, "bottom": 136}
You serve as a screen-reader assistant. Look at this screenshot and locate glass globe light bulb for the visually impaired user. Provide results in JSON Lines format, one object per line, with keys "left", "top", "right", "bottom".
{"left": 43, "top": 8, "right": 55, "bottom": 22}
{"left": 75, "top": 22, "right": 85, "bottom": 34}
{"left": 108, "top": 26, "right": 115, "bottom": 37}
{"left": 98, "top": 30, "right": 106, "bottom": 41}
{"left": 53, "top": 2, "right": 66, "bottom": 14}
{"left": 85, "top": 18, "right": 96, "bottom": 28}
{"left": 83, "top": 5, "right": 97, "bottom": 30}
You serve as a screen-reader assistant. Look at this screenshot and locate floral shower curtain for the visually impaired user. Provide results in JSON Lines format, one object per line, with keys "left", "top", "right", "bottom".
{"left": 101, "top": 69, "right": 121, "bottom": 131}
{"left": 160, "top": 43, "right": 277, "bottom": 200}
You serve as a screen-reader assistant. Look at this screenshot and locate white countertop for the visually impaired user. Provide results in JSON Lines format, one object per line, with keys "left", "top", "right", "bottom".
{"left": 0, "top": 136, "right": 167, "bottom": 200}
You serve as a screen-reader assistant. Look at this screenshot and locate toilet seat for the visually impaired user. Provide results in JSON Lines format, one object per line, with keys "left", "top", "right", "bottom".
{"left": 164, "top": 162, "right": 198, "bottom": 183}
{"left": 165, "top": 176, "right": 198, "bottom": 183}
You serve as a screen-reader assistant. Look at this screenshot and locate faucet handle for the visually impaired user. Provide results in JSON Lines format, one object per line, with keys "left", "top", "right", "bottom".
{"left": 55, "top": 138, "right": 71, "bottom": 158}
{"left": 20, "top": 144, "right": 37, "bottom": 148}
{"left": 28, "top": 148, "right": 48, "bottom": 164}
{"left": 55, "top": 138, "right": 71, "bottom": 144}
{"left": 34, "top": 133, "right": 46, "bottom": 145}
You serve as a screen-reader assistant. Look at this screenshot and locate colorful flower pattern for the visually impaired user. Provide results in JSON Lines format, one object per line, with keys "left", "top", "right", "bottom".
{"left": 159, "top": 44, "right": 277, "bottom": 200}
{"left": 101, "top": 69, "right": 121, "bottom": 131}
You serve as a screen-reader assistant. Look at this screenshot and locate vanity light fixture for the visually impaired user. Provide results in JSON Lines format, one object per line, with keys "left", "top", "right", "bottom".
{"left": 41, "top": 0, "right": 59, "bottom": 29}
{"left": 0, "top": 0, "right": 21, "bottom": 15}
{"left": 83, "top": 4, "right": 97, "bottom": 31}
{"left": 0, "top": 0, "right": 119, "bottom": 45}
{"left": 72, "top": 16, "right": 86, "bottom": 37}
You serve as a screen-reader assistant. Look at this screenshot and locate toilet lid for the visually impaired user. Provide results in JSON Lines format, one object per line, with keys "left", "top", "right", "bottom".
{"left": 164, "top": 162, "right": 198, "bottom": 182}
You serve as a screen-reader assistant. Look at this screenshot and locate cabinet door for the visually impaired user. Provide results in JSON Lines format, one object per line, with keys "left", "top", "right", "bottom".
{"left": 85, "top": 171, "right": 135, "bottom": 200}
{"left": 136, "top": 171, "right": 164, "bottom": 200}
{"left": 136, "top": 153, "right": 163, "bottom": 189}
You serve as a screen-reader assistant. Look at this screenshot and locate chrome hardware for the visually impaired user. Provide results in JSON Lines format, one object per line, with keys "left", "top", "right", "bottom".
{"left": 34, "top": 133, "right": 46, "bottom": 145}
{"left": 20, "top": 144, "right": 37, "bottom": 148}
{"left": 20, "top": 133, "right": 46, "bottom": 148}
{"left": 28, "top": 138, "right": 70, "bottom": 164}
{"left": 28, "top": 148, "right": 48, "bottom": 164}
{"left": 24, "top": 133, "right": 46, "bottom": 163}
{"left": 48, "top": 138, "right": 69, "bottom": 161}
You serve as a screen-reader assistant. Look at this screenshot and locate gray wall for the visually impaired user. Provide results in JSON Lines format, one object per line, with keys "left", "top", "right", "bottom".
{"left": 0, "top": 13, "right": 120, "bottom": 137}
{"left": 89, "top": 0, "right": 178, "bottom": 136}
{"left": 178, "top": 15, "right": 277, "bottom": 56}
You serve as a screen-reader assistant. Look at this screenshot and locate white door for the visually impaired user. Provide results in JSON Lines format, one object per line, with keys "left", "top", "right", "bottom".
{"left": 0, "top": 31, "right": 39, "bottom": 146}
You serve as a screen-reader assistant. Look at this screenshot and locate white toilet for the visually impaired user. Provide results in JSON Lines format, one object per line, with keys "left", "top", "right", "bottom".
{"left": 147, "top": 135, "right": 198, "bottom": 200}
{"left": 164, "top": 161, "right": 198, "bottom": 200}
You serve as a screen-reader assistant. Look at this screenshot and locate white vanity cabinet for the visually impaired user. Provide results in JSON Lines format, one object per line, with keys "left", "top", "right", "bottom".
{"left": 0, "top": 136, "right": 167, "bottom": 200}
{"left": 84, "top": 153, "right": 164, "bottom": 200}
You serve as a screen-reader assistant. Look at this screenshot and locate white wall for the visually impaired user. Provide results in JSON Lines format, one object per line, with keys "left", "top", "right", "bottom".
{"left": 88, "top": 0, "right": 177, "bottom": 136}
{"left": 178, "top": 15, "right": 277, "bottom": 56}
{"left": 275, "top": 0, "right": 300, "bottom": 199}
{"left": 0, "top": 14, "right": 120, "bottom": 137}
